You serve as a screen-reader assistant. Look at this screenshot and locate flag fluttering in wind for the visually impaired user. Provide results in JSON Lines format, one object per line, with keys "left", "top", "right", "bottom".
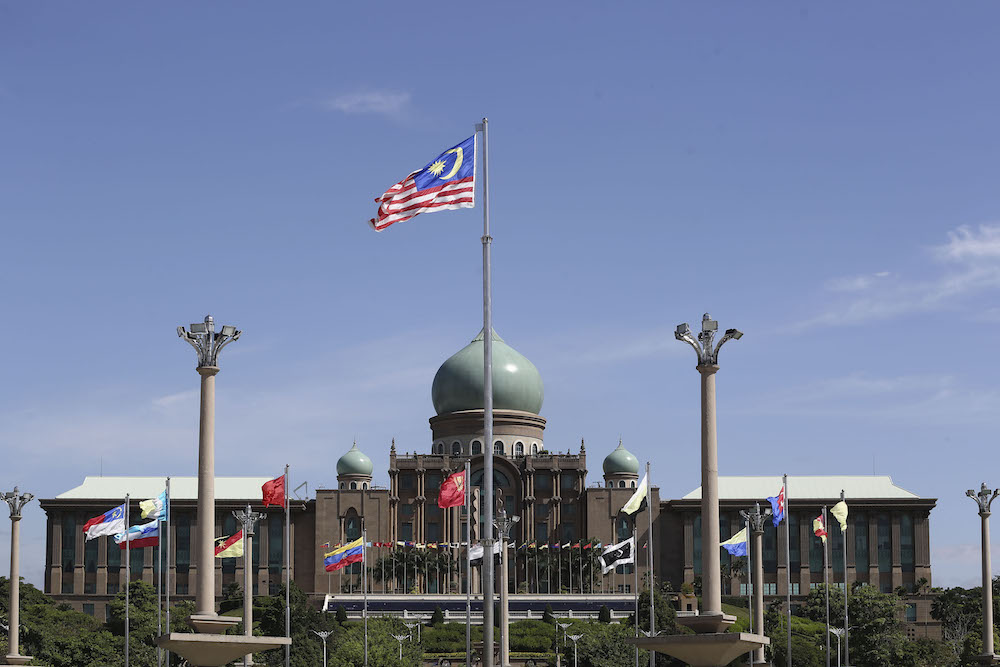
{"left": 830, "top": 501, "right": 849, "bottom": 532}
{"left": 767, "top": 484, "right": 786, "bottom": 527}
{"left": 325, "top": 537, "right": 364, "bottom": 572}
{"left": 469, "top": 542, "right": 501, "bottom": 561}
{"left": 139, "top": 491, "right": 167, "bottom": 521}
{"left": 368, "top": 135, "right": 476, "bottom": 231}
{"left": 621, "top": 472, "right": 649, "bottom": 515}
{"left": 599, "top": 537, "right": 635, "bottom": 574}
{"left": 813, "top": 513, "right": 828, "bottom": 543}
{"left": 82, "top": 503, "right": 127, "bottom": 540}
{"left": 215, "top": 530, "right": 244, "bottom": 559}
{"left": 116, "top": 521, "right": 160, "bottom": 549}
{"left": 437, "top": 470, "right": 467, "bottom": 509}
{"left": 262, "top": 475, "right": 285, "bottom": 508}
{"left": 720, "top": 528, "right": 749, "bottom": 557}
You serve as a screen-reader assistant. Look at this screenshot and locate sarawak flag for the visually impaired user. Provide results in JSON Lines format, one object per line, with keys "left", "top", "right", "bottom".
{"left": 262, "top": 475, "right": 285, "bottom": 508}
{"left": 368, "top": 135, "right": 476, "bottom": 231}
{"left": 813, "top": 514, "right": 828, "bottom": 543}
{"left": 215, "top": 531, "right": 244, "bottom": 559}
{"left": 438, "top": 470, "right": 467, "bottom": 509}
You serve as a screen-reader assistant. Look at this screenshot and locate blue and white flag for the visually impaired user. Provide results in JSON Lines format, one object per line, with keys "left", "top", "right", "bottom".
{"left": 115, "top": 521, "right": 160, "bottom": 549}
{"left": 720, "top": 528, "right": 748, "bottom": 557}
{"left": 139, "top": 490, "right": 168, "bottom": 521}
{"left": 766, "top": 484, "right": 785, "bottom": 528}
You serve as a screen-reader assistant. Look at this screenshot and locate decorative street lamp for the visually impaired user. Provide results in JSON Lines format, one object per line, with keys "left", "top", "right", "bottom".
{"left": 2, "top": 487, "right": 34, "bottom": 666}
{"left": 404, "top": 621, "right": 421, "bottom": 643}
{"left": 739, "top": 503, "right": 772, "bottom": 667}
{"left": 675, "top": 313, "right": 742, "bottom": 632}
{"left": 177, "top": 315, "right": 242, "bottom": 633}
{"left": 567, "top": 634, "right": 583, "bottom": 667}
{"left": 494, "top": 490, "right": 520, "bottom": 667}
{"left": 967, "top": 483, "right": 1000, "bottom": 665}
{"left": 392, "top": 634, "right": 410, "bottom": 660}
{"left": 234, "top": 504, "right": 264, "bottom": 666}
{"left": 312, "top": 630, "right": 333, "bottom": 667}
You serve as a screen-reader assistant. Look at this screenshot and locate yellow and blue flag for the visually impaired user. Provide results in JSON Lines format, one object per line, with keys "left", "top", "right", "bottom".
{"left": 324, "top": 537, "right": 364, "bottom": 572}
{"left": 720, "top": 528, "right": 748, "bottom": 557}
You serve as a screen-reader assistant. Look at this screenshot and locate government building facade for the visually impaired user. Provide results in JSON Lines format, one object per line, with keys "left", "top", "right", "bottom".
{"left": 38, "top": 330, "right": 938, "bottom": 635}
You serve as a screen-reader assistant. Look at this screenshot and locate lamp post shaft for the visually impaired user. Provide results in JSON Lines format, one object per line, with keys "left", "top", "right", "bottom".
{"left": 196, "top": 366, "right": 219, "bottom": 616}
{"left": 699, "top": 364, "right": 722, "bottom": 616}
{"left": 8, "top": 514, "right": 20, "bottom": 656}
{"left": 752, "top": 527, "right": 765, "bottom": 665}
{"left": 983, "top": 511, "right": 994, "bottom": 656}
{"left": 500, "top": 539, "right": 510, "bottom": 666}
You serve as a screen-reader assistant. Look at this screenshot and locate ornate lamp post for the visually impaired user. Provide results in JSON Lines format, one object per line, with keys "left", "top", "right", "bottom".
{"left": 312, "top": 630, "right": 333, "bottom": 667}
{"left": 234, "top": 504, "right": 263, "bottom": 666}
{"left": 392, "top": 634, "right": 409, "bottom": 660}
{"left": 967, "top": 483, "right": 1000, "bottom": 665}
{"left": 403, "top": 621, "right": 421, "bottom": 643}
{"left": 739, "top": 503, "right": 772, "bottom": 666}
{"left": 567, "top": 634, "right": 583, "bottom": 667}
{"left": 2, "top": 487, "right": 33, "bottom": 666}
{"left": 177, "top": 315, "right": 242, "bottom": 633}
{"left": 494, "top": 490, "right": 520, "bottom": 667}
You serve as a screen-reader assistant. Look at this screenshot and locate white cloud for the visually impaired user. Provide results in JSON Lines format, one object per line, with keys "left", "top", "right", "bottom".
{"left": 152, "top": 389, "right": 198, "bottom": 409}
{"left": 933, "top": 542, "right": 1000, "bottom": 588}
{"left": 796, "top": 223, "right": 1000, "bottom": 330}
{"left": 323, "top": 91, "right": 411, "bottom": 117}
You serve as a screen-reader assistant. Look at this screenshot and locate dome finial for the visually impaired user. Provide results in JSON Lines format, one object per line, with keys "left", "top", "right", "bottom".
{"left": 580, "top": 437, "right": 586, "bottom": 453}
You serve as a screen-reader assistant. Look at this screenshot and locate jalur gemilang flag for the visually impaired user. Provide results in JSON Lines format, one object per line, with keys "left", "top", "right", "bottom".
{"left": 368, "top": 135, "right": 476, "bottom": 231}
{"left": 82, "top": 503, "right": 126, "bottom": 540}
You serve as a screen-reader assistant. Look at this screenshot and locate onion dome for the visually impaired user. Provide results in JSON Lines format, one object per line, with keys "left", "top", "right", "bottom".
{"left": 431, "top": 329, "right": 544, "bottom": 416}
{"left": 336, "top": 442, "right": 373, "bottom": 476}
{"left": 603, "top": 440, "right": 639, "bottom": 475}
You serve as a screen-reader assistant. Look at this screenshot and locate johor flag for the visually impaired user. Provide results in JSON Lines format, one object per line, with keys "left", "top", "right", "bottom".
{"left": 438, "top": 470, "right": 466, "bottom": 509}
{"left": 720, "top": 528, "right": 748, "bottom": 557}
{"left": 262, "top": 475, "right": 285, "bottom": 508}
{"left": 82, "top": 503, "right": 126, "bottom": 541}
{"left": 813, "top": 514, "right": 828, "bottom": 543}
{"left": 766, "top": 484, "right": 786, "bottom": 528}
{"left": 369, "top": 135, "right": 476, "bottom": 231}
{"left": 115, "top": 521, "right": 160, "bottom": 549}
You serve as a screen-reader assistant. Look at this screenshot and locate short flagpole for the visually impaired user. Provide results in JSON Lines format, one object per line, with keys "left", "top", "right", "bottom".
{"left": 824, "top": 506, "right": 830, "bottom": 667}
{"left": 165, "top": 477, "right": 171, "bottom": 666}
{"left": 125, "top": 493, "right": 130, "bottom": 667}
{"left": 841, "top": 490, "right": 849, "bottom": 666}
{"left": 284, "top": 464, "right": 290, "bottom": 667}
{"left": 784, "top": 474, "right": 792, "bottom": 667}
{"left": 746, "top": 515, "right": 752, "bottom": 667}
{"left": 646, "top": 462, "right": 655, "bottom": 667}
{"left": 465, "top": 460, "right": 472, "bottom": 667}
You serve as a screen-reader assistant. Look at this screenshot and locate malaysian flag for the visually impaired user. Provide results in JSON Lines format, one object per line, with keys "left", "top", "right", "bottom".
{"left": 368, "top": 135, "right": 476, "bottom": 231}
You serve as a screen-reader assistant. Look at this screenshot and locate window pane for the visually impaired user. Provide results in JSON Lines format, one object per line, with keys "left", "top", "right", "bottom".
{"left": 830, "top": 520, "right": 844, "bottom": 574}
{"left": 269, "top": 514, "right": 283, "bottom": 595}
{"left": 130, "top": 543, "right": 144, "bottom": 580}
{"left": 901, "top": 513, "right": 915, "bottom": 573}
{"left": 789, "top": 513, "right": 801, "bottom": 570}
{"left": 854, "top": 513, "right": 869, "bottom": 572}
{"left": 877, "top": 514, "right": 891, "bottom": 573}
{"left": 764, "top": 522, "right": 777, "bottom": 573}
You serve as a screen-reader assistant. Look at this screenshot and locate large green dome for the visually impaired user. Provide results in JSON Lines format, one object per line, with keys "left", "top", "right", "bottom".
{"left": 603, "top": 441, "right": 639, "bottom": 475}
{"left": 337, "top": 442, "right": 373, "bottom": 476}
{"left": 431, "top": 330, "right": 544, "bottom": 416}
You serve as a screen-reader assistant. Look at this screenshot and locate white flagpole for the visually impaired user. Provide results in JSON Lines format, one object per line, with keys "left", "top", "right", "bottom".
{"left": 746, "top": 516, "right": 752, "bottom": 667}
{"left": 646, "top": 461, "right": 654, "bottom": 667}
{"left": 633, "top": 518, "right": 639, "bottom": 667}
{"left": 477, "top": 116, "right": 497, "bottom": 667}
{"left": 363, "top": 526, "right": 369, "bottom": 667}
{"left": 125, "top": 493, "right": 130, "bottom": 667}
{"left": 284, "top": 464, "right": 290, "bottom": 667}
{"left": 465, "top": 460, "right": 472, "bottom": 667}
{"left": 784, "top": 474, "right": 792, "bottom": 667}
{"left": 165, "top": 478, "right": 171, "bottom": 667}
{"left": 841, "top": 489, "right": 849, "bottom": 667}
{"left": 157, "top": 494, "right": 162, "bottom": 667}
{"left": 824, "top": 506, "right": 830, "bottom": 667}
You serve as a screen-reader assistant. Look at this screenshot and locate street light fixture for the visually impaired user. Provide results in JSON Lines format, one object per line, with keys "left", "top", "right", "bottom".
{"left": 739, "top": 503, "right": 771, "bottom": 667}
{"left": 2, "top": 487, "right": 34, "bottom": 666}
{"left": 392, "top": 634, "right": 410, "bottom": 660}
{"left": 567, "top": 634, "right": 583, "bottom": 667}
{"left": 967, "top": 483, "right": 1000, "bottom": 665}
{"left": 234, "top": 504, "right": 264, "bottom": 667}
{"left": 404, "top": 621, "right": 421, "bottom": 643}
{"left": 829, "top": 627, "right": 843, "bottom": 667}
{"left": 312, "top": 630, "right": 333, "bottom": 667}
{"left": 494, "top": 491, "right": 520, "bottom": 667}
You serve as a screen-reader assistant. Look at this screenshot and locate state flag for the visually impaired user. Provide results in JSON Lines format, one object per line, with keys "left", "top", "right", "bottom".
{"left": 82, "top": 503, "right": 126, "bottom": 541}
{"left": 830, "top": 501, "right": 849, "bottom": 532}
{"left": 215, "top": 531, "right": 244, "bottom": 559}
{"left": 262, "top": 475, "right": 285, "bottom": 508}
{"left": 438, "top": 470, "right": 466, "bottom": 509}
{"left": 813, "top": 514, "right": 828, "bottom": 543}
{"left": 599, "top": 537, "right": 635, "bottom": 574}
{"left": 766, "top": 484, "right": 786, "bottom": 527}
{"left": 720, "top": 528, "right": 748, "bottom": 557}
{"left": 115, "top": 521, "right": 160, "bottom": 549}
{"left": 621, "top": 473, "right": 649, "bottom": 515}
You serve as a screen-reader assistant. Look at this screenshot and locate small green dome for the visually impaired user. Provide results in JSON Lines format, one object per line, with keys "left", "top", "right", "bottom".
{"left": 603, "top": 441, "right": 639, "bottom": 475}
{"left": 431, "top": 330, "right": 544, "bottom": 416}
{"left": 337, "top": 442, "right": 373, "bottom": 477}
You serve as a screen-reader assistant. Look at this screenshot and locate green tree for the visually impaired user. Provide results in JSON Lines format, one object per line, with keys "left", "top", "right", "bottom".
{"left": 803, "top": 583, "right": 846, "bottom": 628}
{"left": 932, "top": 585, "right": 979, "bottom": 660}
{"left": 430, "top": 605, "right": 444, "bottom": 627}
{"left": 847, "top": 584, "right": 912, "bottom": 667}
{"left": 598, "top": 605, "right": 612, "bottom": 623}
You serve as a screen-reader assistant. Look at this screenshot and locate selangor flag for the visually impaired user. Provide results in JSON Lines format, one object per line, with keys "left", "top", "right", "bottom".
{"left": 325, "top": 538, "right": 364, "bottom": 572}
{"left": 215, "top": 531, "right": 244, "bottom": 559}
{"left": 140, "top": 491, "right": 167, "bottom": 521}
{"left": 720, "top": 528, "right": 748, "bottom": 557}
{"left": 262, "top": 475, "right": 285, "bottom": 508}
{"left": 830, "top": 501, "right": 849, "bottom": 532}
{"left": 766, "top": 484, "right": 786, "bottom": 528}
{"left": 82, "top": 503, "right": 126, "bottom": 540}
{"left": 116, "top": 521, "right": 160, "bottom": 549}
{"left": 813, "top": 514, "right": 828, "bottom": 543}
{"left": 438, "top": 470, "right": 466, "bottom": 509}
{"left": 369, "top": 136, "right": 476, "bottom": 231}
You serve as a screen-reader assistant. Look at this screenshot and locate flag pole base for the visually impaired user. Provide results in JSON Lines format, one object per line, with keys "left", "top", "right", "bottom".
{"left": 1, "top": 655, "right": 34, "bottom": 665}
{"left": 155, "top": 633, "right": 290, "bottom": 667}
{"left": 675, "top": 611, "right": 736, "bottom": 634}
{"left": 630, "top": 632, "right": 768, "bottom": 667}
{"left": 188, "top": 613, "right": 242, "bottom": 634}
{"left": 976, "top": 654, "right": 1000, "bottom": 665}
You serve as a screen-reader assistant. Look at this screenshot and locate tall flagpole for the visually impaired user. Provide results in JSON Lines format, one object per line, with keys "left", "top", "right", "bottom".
{"left": 165, "top": 478, "right": 171, "bottom": 667}
{"left": 841, "top": 490, "right": 849, "bottom": 667}
{"left": 477, "top": 116, "right": 496, "bottom": 667}
{"left": 125, "top": 493, "right": 131, "bottom": 667}
{"left": 284, "top": 464, "right": 290, "bottom": 667}
{"left": 465, "top": 460, "right": 472, "bottom": 667}
{"left": 646, "top": 462, "right": 655, "bottom": 667}
{"left": 784, "top": 474, "right": 792, "bottom": 667}
{"left": 363, "top": 525, "right": 369, "bottom": 667}
{"left": 823, "top": 506, "right": 830, "bottom": 667}
{"left": 157, "top": 494, "right": 163, "bottom": 667}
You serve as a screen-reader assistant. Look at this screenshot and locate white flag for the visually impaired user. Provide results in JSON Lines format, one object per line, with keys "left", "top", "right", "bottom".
{"left": 599, "top": 536, "right": 635, "bottom": 574}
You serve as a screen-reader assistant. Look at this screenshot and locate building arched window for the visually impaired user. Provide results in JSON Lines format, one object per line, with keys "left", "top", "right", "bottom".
{"left": 472, "top": 440, "right": 482, "bottom": 455}
{"left": 452, "top": 441, "right": 461, "bottom": 456}
{"left": 606, "top": 481, "right": 612, "bottom": 488}
{"left": 515, "top": 442, "right": 524, "bottom": 457}
{"left": 631, "top": 481, "right": 636, "bottom": 488}
{"left": 531, "top": 443, "right": 538, "bottom": 455}
{"left": 350, "top": 481, "right": 357, "bottom": 490}
{"left": 494, "top": 441, "right": 504, "bottom": 456}
{"left": 362, "top": 482, "right": 368, "bottom": 490}
{"left": 619, "top": 480, "right": 626, "bottom": 488}
{"left": 339, "top": 482, "right": 345, "bottom": 489}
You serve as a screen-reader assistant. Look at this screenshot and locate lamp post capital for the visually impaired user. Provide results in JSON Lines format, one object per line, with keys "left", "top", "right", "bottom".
{"left": 1, "top": 488, "right": 34, "bottom": 521}
{"left": 675, "top": 313, "right": 743, "bottom": 367}
{"left": 177, "top": 315, "right": 241, "bottom": 369}
{"left": 967, "top": 483, "right": 999, "bottom": 517}
{"left": 740, "top": 502, "right": 772, "bottom": 535}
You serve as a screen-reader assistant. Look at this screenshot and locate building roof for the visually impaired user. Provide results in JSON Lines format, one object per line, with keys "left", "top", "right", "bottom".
{"left": 680, "top": 475, "right": 924, "bottom": 501}
{"left": 603, "top": 440, "right": 639, "bottom": 475}
{"left": 54, "top": 476, "right": 274, "bottom": 501}
{"left": 337, "top": 442, "right": 373, "bottom": 477}
{"left": 431, "top": 329, "right": 544, "bottom": 416}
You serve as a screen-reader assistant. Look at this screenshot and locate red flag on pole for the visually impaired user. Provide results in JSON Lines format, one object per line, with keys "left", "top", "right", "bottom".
{"left": 437, "top": 470, "right": 466, "bottom": 509}
{"left": 262, "top": 475, "right": 285, "bottom": 508}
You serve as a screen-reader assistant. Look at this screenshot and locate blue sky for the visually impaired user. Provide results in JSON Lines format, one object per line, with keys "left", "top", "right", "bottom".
{"left": 2, "top": 2, "right": 1000, "bottom": 588}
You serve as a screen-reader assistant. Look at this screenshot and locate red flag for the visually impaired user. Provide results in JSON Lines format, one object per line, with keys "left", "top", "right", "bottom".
{"left": 437, "top": 470, "right": 466, "bottom": 509}
{"left": 813, "top": 514, "right": 828, "bottom": 543}
{"left": 262, "top": 475, "right": 285, "bottom": 508}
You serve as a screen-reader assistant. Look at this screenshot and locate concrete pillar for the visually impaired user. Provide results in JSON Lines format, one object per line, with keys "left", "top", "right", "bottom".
{"left": 500, "top": 539, "right": 510, "bottom": 666}
{"left": 981, "top": 511, "right": 995, "bottom": 657}
{"left": 698, "top": 365, "right": 722, "bottom": 617}
{"left": 8, "top": 514, "right": 21, "bottom": 658}
{"left": 751, "top": 527, "right": 765, "bottom": 666}
{"left": 196, "top": 366, "right": 219, "bottom": 617}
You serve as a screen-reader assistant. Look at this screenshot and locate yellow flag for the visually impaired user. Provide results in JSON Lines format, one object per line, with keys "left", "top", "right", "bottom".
{"left": 621, "top": 473, "right": 649, "bottom": 515}
{"left": 214, "top": 531, "right": 244, "bottom": 559}
{"left": 830, "top": 501, "right": 849, "bottom": 532}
